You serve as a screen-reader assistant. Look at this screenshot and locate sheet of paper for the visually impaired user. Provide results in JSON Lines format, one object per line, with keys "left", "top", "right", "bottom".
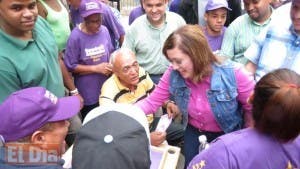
{"left": 150, "top": 147, "right": 165, "bottom": 169}
{"left": 155, "top": 114, "right": 172, "bottom": 132}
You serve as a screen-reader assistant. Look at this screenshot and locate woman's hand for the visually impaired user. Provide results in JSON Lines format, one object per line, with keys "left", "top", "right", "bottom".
{"left": 166, "top": 101, "right": 180, "bottom": 118}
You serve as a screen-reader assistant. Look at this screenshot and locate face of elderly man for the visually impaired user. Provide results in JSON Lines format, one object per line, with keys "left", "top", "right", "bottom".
{"left": 112, "top": 50, "right": 140, "bottom": 91}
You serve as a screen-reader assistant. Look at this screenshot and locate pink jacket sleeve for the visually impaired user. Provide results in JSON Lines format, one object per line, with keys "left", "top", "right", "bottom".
{"left": 135, "top": 66, "right": 173, "bottom": 114}
{"left": 234, "top": 65, "right": 255, "bottom": 127}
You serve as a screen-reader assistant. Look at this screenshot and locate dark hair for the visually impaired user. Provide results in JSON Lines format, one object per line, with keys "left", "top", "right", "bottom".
{"left": 253, "top": 69, "right": 300, "bottom": 142}
{"left": 162, "top": 25, "right": 218, "bottom": 82}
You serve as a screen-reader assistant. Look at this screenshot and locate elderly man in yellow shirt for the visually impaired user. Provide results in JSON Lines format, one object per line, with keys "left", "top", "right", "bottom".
{"left": 100, "top": 48, "right": 184, "bottom": 147}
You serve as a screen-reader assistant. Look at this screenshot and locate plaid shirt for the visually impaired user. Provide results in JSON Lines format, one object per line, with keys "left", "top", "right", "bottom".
{"left": 220, "top": 12, "right": 273, "bottom": 64}
{"left": 245, "top": 24, "right": 300, "bottom": 81}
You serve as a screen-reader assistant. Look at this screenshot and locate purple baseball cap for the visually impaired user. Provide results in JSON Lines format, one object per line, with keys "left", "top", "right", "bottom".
{"left": 79, "top": 0, "right": 103, "bottom": 18}
{"left": 0, "top": 87, "right": 80, "bottom": 142}
{"left": 205, "top": 0, "right": 232, "bottom": 11}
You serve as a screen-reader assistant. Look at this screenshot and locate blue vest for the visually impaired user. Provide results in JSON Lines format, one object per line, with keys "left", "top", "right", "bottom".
{"left": 169, "top": 61, "right": 243, "bottom": 133}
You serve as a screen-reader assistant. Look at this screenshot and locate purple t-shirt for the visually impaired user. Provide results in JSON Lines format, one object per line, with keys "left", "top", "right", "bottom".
{"left": 128, "top": 6, "right": 145, "bottom": 25}
{"left": 70, "top": 2, "right": 125, "bottom": 49}
{"left": 64, "top": 26, "right": 113, "bottom": 105}
{"left": 204, "top": 27, "right": 226, "bottom": 52}
{"left": 188, "top": 128, "right": 300, "bottom": 169}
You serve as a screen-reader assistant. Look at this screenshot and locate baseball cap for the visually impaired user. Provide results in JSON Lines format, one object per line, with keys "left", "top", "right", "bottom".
{"left": 205, "top": 0, "right": 232, "bottom": 11}
{"left": 0, "top": 87, "right": 80, "bottom": 142}
{"left": 72, "top": 104, "right": 151, "bottom": 169}
{"left": 79, "top": 0, "right": 103, "bottom": 18}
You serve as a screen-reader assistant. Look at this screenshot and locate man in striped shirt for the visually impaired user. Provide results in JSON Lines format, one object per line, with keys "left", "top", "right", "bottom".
{"left": 220, "top": 0, "right": 273, "bottom": 64}
{"left": 100, "top": 48, "right": 184, "bottom": 147}
{"left": 245, "top": 1, "right": 300, "bottom": 81}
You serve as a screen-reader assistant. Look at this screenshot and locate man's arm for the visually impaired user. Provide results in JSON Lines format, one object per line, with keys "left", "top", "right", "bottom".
{"left": 243, "top": 27, "right": 268, "bottom": 76}
{"left": 59, "top": 54, "right": 77, "bottom": 91}
{"left": 58, "top": 55, "right": 84, "bottom": 108}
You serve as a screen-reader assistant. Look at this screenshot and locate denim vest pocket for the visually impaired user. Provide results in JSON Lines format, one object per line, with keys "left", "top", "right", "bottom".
{"left": 215, "top": 89, "right": 238, "bottom": 113}
{"left": 216, "top": 89, "right": 237, "bottom": 101}
{"left": 209, "top": 88, "right": 243, "bottom": 133}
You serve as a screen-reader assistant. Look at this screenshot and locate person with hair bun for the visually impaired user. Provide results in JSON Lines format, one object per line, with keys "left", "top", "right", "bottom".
{"left": 188, "top": 68, "right": 300, "bottom": 169}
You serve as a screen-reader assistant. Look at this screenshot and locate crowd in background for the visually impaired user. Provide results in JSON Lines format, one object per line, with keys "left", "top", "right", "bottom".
{"left": 0, "top": 0, "right": 299, "bottom": 168}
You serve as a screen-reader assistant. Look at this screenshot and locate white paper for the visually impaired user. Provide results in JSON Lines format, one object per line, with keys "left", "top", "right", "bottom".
{"left": 155, "top": 114, "right": 172, "bottom": 132}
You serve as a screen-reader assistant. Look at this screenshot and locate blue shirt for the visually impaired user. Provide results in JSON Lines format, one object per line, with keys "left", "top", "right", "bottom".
{"left": 245, "top": 24, "right": 300, "bottom": 81}
{"left": 220, "top": 10, "right": 273, "bottom": 64}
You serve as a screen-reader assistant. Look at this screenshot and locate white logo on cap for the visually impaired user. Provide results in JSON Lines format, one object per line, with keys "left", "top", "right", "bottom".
{"left": 104, "top": 135, "right": 113, "bottom": 143}
{"left": 44, "top": 90, "right": 58, "bottom": 104}
{"left": 85, "top": 2, "right": 99, "bottom": 10}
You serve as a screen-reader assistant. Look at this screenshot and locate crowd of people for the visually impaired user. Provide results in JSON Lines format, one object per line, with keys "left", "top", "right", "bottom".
{"left": 0, "top": 0, "right": 299, "bottom": 168}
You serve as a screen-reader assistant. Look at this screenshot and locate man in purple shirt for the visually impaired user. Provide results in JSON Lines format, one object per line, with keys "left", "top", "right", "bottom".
{"left": 203, "top": 0, "right": 231, "bottom": 52}
{"left": 68, "top": 0, "right": 125, "bottom": 49}
{"left": 64, "top": 0, "right": 113, "bottom": 121}
{"left": 188, "top": 69, "right": 300, "bottom": 169}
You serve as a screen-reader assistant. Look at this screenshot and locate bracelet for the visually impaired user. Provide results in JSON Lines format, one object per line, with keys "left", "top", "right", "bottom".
{"left": 69, "top": 88, "right": 79, "bottom": 96}
{"left": 165, "top": 100, "right": 175, "bottom": 108}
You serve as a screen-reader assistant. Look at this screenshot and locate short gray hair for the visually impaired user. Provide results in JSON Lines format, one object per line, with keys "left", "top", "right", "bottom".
{"left": 110, "top": 48, "right": 135, "bottom": 65}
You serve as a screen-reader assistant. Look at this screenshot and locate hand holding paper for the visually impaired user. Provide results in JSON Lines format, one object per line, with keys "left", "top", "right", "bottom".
{"left": 155, "top": 114, "right": 172, "bottom": 132}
